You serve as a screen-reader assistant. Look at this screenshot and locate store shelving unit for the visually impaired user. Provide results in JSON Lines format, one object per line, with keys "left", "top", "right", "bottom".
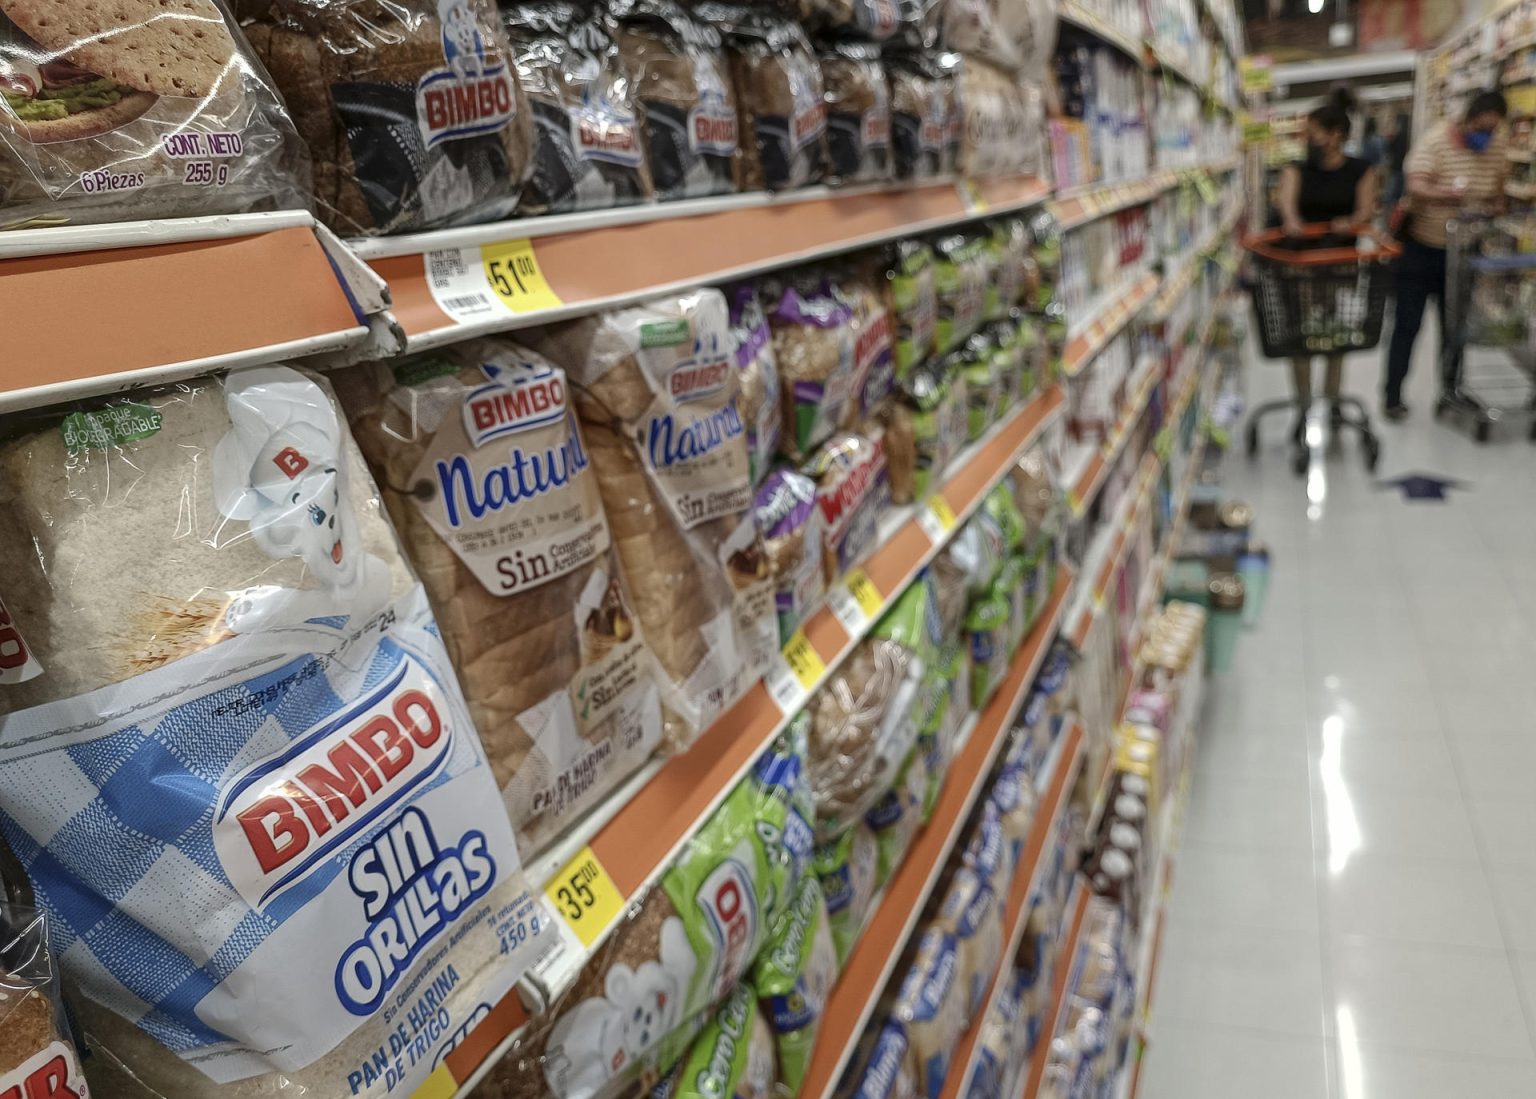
{"left": 1018, "top": 883, "right": 1092, "bottom": 1099}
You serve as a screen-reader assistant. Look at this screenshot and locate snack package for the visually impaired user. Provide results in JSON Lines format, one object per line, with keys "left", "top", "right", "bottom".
{"left": 655, "top": 984, "right": 778, "bottom": 1099}
{"left": 864, "top": 744, "right": 928, "bottom": 885}
{"left": 834, "top": 1020, "right": 918, "bottom": 1099}
{"left": 887, "top": 51, "right": 952, "bottom": 181}
{"left": 988, "top": 218, "right": 1034, "bottom": 318}
{"left": 728, "top": 283, "right": 783, "bottom": 485}
{"left": 241, "top": 0, "right": 534, "bottom": 235}
{"left": 840, "top": 274, "right": 899, "bottom": 425}
{"left": 755, "top": 467, "right": 827, "bottom": 643}
{"left": 485, "top": 728, "right": 812, "bottom": 1099}
{"left": 523, "top": 289, "right": 775, "bottom": 743}
{"left": 339, "top": 342, "right": 663, "bottom": 853}
{"left": 807, "top": 578, "right": 931, "bottom": 838}
{"left": 865, "top": 241, "right": 937, "bottom": 382}
{"left": 982, "top": 317, "right": 1027, "bottom": 416}
{"left": 0, "top": 366, "right": 554, "bottom": 1096}
{"left": 813, "top": 822, "right": 878, "bottom": 963}
{"left": 751, "top": 876, "right": 837, "bottom": 1094}
{"left": 802, "top": 432, "right": 891, "bottom": 585}
{"left": 0, "top": 901, "right": 89, "bottom": 1099}
{"left": 764, "top": 276, "right": 859, "bottom": 460}
{"left": 932, "top": 233, "right": 988, "bottom": 355}
{"left": 934, "top": 869, "right": 1002, "bottom": 1021}
{"left": 954, "top": 57, "right": 1029, "bottom": 179}
{"left": 958, "top": 333, "right": 1002, "bottom": 442}
{"left": 0, "top": 0, "right": 308, "bottom": 230}
{"left": 891, "top": 928, "right": 962, "bottom": 1099}
{"left": 703, "top": 4, "right": 826, "bottom": 191}
{"left": 504, "top": 1, "right": 652, "bottom": 214}
{"left": 882, "top": 360, "right": 964, "bottom": 506}
{"left": 821, "top": 42, "right": 891, "bottom": 186}
{"left": 613, "top": 0, "right": 738, "bottom": 201}
{"left": 941, "top": 0, "right": 1026, "bottom": 71}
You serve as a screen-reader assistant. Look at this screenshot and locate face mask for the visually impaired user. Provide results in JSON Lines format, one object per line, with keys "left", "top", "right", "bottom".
{"left": 1306, "top": 142, "right": 1327, "bottom": 165}
{"left": 1465, "top": 130, "right": 1493, "bottom": 153}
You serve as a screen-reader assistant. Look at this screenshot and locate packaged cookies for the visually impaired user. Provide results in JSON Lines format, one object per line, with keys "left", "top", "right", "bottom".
{"left": 705, "top": 4, "right": 826, "bottom": 192}
{"left": 0, "top": 901, "right": 88, "bottom": 1098}
{"left": 613, "top": 0, "right": 739, "bottom": 201}
{"left": 339, "top": 341, "right": 663, "bottom": 853}
{"left": 728, "top": 282, "right": 783, "bottom": 485}
{"left": 524, "top": 289, "right": 774, "bottom": 743}
{"left": 755, "top": 467, "right": 827, "bottom": 643}
{"left": 752, "top": 876, "right": 837, "bottom": 1094}
{"left": 242, "top": 0, "right": 533, "bottom": 235}
{"left": 821, "top": 42, "right": 891, "bottom": 186}
{"left": 504, "top": 1, "right": 653, "bottom": 214}
{"left": 764, "top": 275, "right": 858, "bottom": 460}
{"left": 0, "top": 0, "right": 307, "bottom": 229}
{"left": 802, "top": 432, "right": 890, "bottom": 585}
{"left": 0, "top": 366, "right": 554, "bottom": 1097}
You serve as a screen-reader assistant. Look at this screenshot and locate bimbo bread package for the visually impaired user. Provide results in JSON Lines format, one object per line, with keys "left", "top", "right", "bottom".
{"left": 0, "top": 879, "right": 90, "bottom": 1099}
{"left": 0, "top": 366, "right": 552, "bottom": 1096}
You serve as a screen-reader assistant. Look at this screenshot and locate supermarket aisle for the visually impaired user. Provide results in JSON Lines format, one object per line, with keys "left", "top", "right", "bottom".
{"left": 1141, "top": 317, "right": 1536, "bottom": 1099}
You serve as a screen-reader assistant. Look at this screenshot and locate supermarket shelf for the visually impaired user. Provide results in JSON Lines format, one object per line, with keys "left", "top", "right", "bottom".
{"left": 1068, "top": 452, "right": 1160, "bottom": 649}
{"left": 1057, "top": 0, "right": 1145, "bottom": 64}
{"left": 937, "top": 720, "right": 1088, "bottom": 1099}
{"left": 798, "top": 571, "right": 1076, "bottom": 1099}
{"left": 1062, "top": 270, "right": 1160, "bottom": 378}
{"left": 1064, "top": 353, "right": 1162, "bottom": 519}
{"left": 0, "top": 211, "right": 387, "bottom": 412}
{"left": 436, "top": 386, "right": 1066, "bottom": 1095}
{"left": 361, "top": 175, "right": 1052, "bottom": 352}
{"left": 1147, "top": 203, "right": 1242, "bottom": 321}
{"left": 1019, "top": 883, "right": 1093, "bottom": 1099}
{"left": 1049, "top": 159, "right": 1243, "bottom": 233}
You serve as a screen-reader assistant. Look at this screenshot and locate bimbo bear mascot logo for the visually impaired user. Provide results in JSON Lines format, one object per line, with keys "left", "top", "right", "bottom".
{"left": 541, "top": 916, "right": 698, "bottom": 1099}
{"left": 438, "top": 0, "right": 487, "bottom": 79}
{"left": 212, "top": 366, "right": 392, "bottom": 634}
{"left": 416, "top": 0, "right": 517, "bottom": 148}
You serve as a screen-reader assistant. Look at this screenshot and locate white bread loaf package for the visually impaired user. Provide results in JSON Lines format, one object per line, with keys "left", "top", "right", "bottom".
{"left": 523, "top": 289, "right": 775, "bottom": 743}
{"left": 0, "top": 367, "right": 554, "bottom": 1097}
{"left": 0, "top": 899, "right": 89, "bottom": 1099}
{"left": 337, "top": 342, "right": 664, "bottom": 853}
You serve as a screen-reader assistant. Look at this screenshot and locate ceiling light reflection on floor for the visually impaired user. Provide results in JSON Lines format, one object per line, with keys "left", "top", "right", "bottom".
{"left": 1319, "top": 714, "right": 1361, "bottom": 875}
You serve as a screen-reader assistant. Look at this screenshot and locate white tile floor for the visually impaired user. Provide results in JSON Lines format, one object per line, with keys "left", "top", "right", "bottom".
{"left": 1140, "top": 314, "right": 1536, "bottom": 1098}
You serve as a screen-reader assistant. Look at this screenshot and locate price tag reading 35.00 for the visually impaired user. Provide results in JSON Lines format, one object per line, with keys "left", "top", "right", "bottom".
{"left": 425, "top": 238, "right": 563, "bottom": 324}
{"left": 544, "top": 846, "right": 623, "bottom": 948}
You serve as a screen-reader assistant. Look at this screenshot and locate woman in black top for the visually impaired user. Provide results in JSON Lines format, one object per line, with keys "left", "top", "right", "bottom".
{"left": 1274, "top": 88, "right": 1378, "bottom": 427}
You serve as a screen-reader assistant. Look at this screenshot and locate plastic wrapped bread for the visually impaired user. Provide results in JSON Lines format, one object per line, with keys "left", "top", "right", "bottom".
{"left": 0, "top": 0, "right": 308, "bottom": 229}
{"left": 654, "top": 984, "right": 779, "bottom": 1099}
{"left": 0, "top": 366, "right": 553, "bottom": 1097}
{"left": 523, "top": 289, "right": 774, "bottom": 743}
{"left": 0, "top": 899, "right": 89, "bottom": 1098}
{"left": 338, "top": 342, "right": 664, "bottom": 853}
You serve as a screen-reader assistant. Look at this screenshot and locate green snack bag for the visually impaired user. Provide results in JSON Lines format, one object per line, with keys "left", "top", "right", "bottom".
{"left": 989, "top": 217, "right": 1032, "bottom": 318}
{"left": 984, "top": 483, "right": 1025, "bottom": 554}
{"left": 864, "top": 744, "right": 930, "bottom": 884}
{"left": 753, "top": 876, "right": 839, "bottom": 1093}
{"left": 966, "top": 592, "right": 1010, "bottom": 706}
{"left": 884, "top": 359, "right": 956, "bottom": 506}
{"left": 655, "top": 983, "right": 778, "bottom": 1099}
{"left": 1014, "top": 314, "right": 1042, "bottom": 401}
{"left": 814, "top": 823, "right": 879, "bottom": 963}
{"left": 933, "top": 233, "right": 985, "bottom": 355}
{"left": 959, "top": 333, "right": 1001, "bottom": 442}
{"left": 984, "top": 317, "right": 1024, "bottom": 416}
{"left": 883, "top": 239, "right": 938, "bottom": 378}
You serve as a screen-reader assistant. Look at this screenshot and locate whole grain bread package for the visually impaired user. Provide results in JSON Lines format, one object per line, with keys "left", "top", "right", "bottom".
{"left": 0, "top": 897, "right": 89, "bottom": 1099}
{"left": 653, "top": 983, "right": 779, "bottom": 1099}
{"left": 700, "top": 3, "right": 826, "bottom": 192}
{"left": 955, "top": 57, "right": 1029, "bottom": 180}
{"left": 0, "top": 0, "right": 308, "bottom": 229}
{"left": 613, "top": 0, "right": 739, "bottom": 201}
{"left": 479, "top": 726, "right": 814, "bottom": 1099}
{"left": 728, "top": 282, "right": 783, "bottom": 485}
{"left": 821, "top": 42, "right": 890, "bottom": 187}
{"left": 240, "top": 0, "right": 533, "bottom": 235}
{"left": 337, "top": 341, "right": 664, "bottom": 854}
{"left": 887, "top": 51, "right": 956, "bottom": 182}
{"left": 763, "top": 274, "right": 859, "bottom": 461}
{"left": 0, "top": 366, "right": 555, "bottom": 1096}
{"left": 504, "top": 0, "right": 653, "bottom": 214}
{"left": 891, "top": 928, "right": 963, "bottom": 1099}
{"left": 840, "top": 272, "right": 899, "bottom": 426}
{"left": 751, "top": 875, "right": 837, "bottom": 1095}
{"left": 802, "top": 431, "right": 891, "bottom": 585}
{"left": 522, "top": 289, "right": 774, "bottom": 743}
{"left": 755, "top": 467, "right": 827, "bottom": 644}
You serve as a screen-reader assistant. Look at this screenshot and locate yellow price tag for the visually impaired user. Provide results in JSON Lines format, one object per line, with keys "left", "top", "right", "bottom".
{"left": 782, "top": 629, "right": 827, "bottom": 690}
{"left": 930, "top": 495, "right": 957, "bottom": 531}
{"left": 480, "top": 238, "right": 563, "bottom": 314}
{"left": 411, "top": 1066, "right": 460, "bottom": 1099}
{"left": 545, "top": 846, "right": 623, "bottom": 948}
{"left": 845, "top": 568, "right": 884, "bottom": 619}
{"left": 959, "top": 179, "right": 989, "bottom": 213}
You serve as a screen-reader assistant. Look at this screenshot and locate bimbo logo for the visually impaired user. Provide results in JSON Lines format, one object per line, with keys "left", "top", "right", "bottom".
{"left": 416, "top": 1, "right": 516, "bottom": 150}
{"left": 817, "top": 436, "right": 886, "bottom": 534}
{"left": 0, "top": 1042, "right": 88, "bottom": 1099}
{"left": 213, "top": 659, "right": 454, "bottom": 909}
{"left": 696, "top": 849, "right": 760, "bottom": 1000}
{"left": 669, "top": 359, "right": 730, "bottom": 403}
{"left": 463, "top": 362, "right": 568, "bottom": 447}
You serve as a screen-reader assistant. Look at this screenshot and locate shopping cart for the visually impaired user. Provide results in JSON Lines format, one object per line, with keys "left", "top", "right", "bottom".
{"left": 1436, "top": 216, "right": 1536, "bottom": 442}
{"left": 1242, "top": 224, "right": 1399, "bottom": 474}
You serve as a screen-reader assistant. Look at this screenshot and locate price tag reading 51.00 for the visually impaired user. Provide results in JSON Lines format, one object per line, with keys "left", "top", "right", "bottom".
{"left": 545, "top": 846, "right": 623, "bottom": 948}
{"left": 425, "top": 238, "right": 564, "bottom": 324}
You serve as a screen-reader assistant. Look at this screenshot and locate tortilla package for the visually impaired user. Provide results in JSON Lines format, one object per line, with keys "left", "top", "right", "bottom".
{"left": 0, "top": 366, "right": 554, "bottom": 1096}
{"left": 240, "top": 0, "right": 533, "bottom": 235}
{"left": 522, "top": 289, "right": 775, "bottom": 743}
{"left": 751, "top": 875, "right": 836, "bottom": 1094}
{"left": 0, "top": 0, "right": 307, "bottom": 229}
{"left": 613, "top": 0, "right": 739, "bottom": 201}
{"left": 338, "top": 342, "right": 664, "bottom": 854}
{"left": 504, "top": 0, "right": 653, "bottom": 214}
{"left": 654, "top": 984, "right": 778, "bottom": 1099}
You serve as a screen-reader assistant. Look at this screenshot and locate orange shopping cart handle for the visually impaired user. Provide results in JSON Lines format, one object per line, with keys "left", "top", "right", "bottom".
{"left": 1242, "top": 223, "right": 1403, "bottom": 266}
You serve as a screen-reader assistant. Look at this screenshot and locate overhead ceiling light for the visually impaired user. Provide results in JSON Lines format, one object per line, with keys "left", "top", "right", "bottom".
{"left": 1309, "top": 0, "right": 1324, "bottom": 12}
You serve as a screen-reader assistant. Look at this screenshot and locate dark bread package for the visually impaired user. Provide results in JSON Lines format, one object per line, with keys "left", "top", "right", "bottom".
{"left": 504, "top": 0, "right": 652, "bottom": 214}
{"left": 887, "top": 50, "right": 957, "bottom": 182}
{"left": 791, "top": 0, "right": 901, "bottom": 40}
{"left": 612, "top": 0, "right": 738, "bottom": 201}
{"left": 337, "top": 341, "right": 664, "bottom": 854}
{"left": 0, "top": 0, "right": 308, "bottom": 229}
{"left": 240, "top": 0, "right": 533, "bottom": 235}
{"left": 820, "top": 41, "right": 890, "bottom": 186}
{"left": 801, "top": 431, "right": 890, "bottom": 585}
{"left": 700, "top": 3, "right": 826, "bottom": 192}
